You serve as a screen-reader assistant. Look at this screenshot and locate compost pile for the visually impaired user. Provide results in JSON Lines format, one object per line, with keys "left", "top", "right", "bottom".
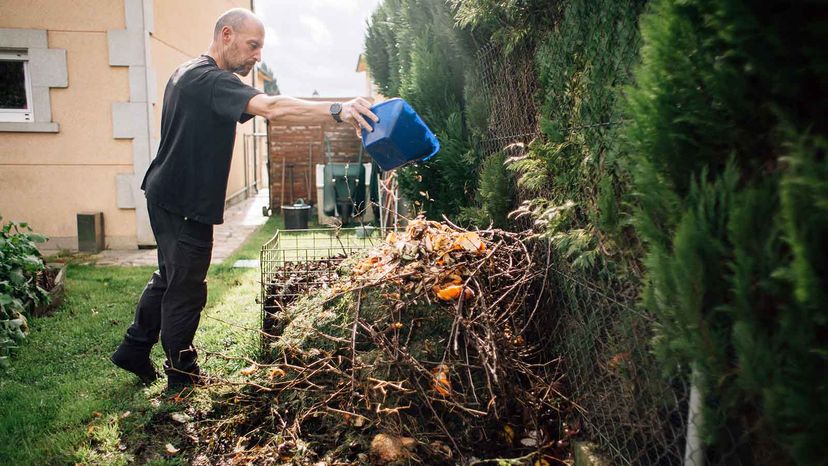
{"left": 201, "top": 219, "right": 573, "bottom": 464}
{"left": 262, "top": 257, "right": 345, "bottom": 336}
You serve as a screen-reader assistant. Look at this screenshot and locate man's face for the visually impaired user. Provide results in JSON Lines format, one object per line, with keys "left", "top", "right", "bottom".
{"left": 223, "top": 20, "right": 264, "bottom": 76}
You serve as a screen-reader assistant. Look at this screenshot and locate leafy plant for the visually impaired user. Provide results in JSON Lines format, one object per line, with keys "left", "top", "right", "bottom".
{"left": 503, "top": 0, "right": 645, "bottom": 273}
{"left": 0, "top": 217, "right": 48, "bottom": 369}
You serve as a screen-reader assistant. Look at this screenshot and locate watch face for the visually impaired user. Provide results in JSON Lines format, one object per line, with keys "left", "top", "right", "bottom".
{"left": 331, "top": 103, "right": 342, "bottom": 114}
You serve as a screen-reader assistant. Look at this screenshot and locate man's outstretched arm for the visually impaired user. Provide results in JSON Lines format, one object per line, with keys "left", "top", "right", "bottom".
{"left": 245, "top": 95, "right": 378, "bottom": 136}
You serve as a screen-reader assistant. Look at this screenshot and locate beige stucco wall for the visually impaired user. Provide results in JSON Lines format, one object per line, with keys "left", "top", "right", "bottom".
{"left": 0, "top": 0, "right": 264, "bottom": 252}
{"left": 150, "top": 0, "right": 260, "bottom": 216}
{"left": 0, "top": 1, "right": 135, "bottom": 249}
{"left": 0, "top": 0, "right": 125, "bottom": 31}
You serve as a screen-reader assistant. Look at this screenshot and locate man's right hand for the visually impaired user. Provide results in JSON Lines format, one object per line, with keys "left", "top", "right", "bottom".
{"left": 340, "top": 97, "right": 379, "bottom": 138}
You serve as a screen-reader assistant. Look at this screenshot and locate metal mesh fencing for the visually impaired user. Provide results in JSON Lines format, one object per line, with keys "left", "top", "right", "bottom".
{"left": 260, "top": 228, "right": 386, "bottom": 334}
{"left": 476, "top": 42, "right": 541, "bottom": 160}
{"left": 475, "top": 31, "right": 760, "bottom": 465}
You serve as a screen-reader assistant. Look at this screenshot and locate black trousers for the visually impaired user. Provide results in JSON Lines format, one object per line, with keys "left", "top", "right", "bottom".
{"left": 122, "top": 202, "right": 213, "bottom": 379}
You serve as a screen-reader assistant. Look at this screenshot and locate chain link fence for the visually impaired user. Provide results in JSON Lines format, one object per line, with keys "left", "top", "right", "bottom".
{"left": 475, "top": 33, "right": 762, "bottom": 465}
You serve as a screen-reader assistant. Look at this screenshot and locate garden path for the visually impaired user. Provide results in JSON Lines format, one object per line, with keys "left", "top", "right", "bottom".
{"left": 92, "top": 190, "right": 270, "bottom": 267}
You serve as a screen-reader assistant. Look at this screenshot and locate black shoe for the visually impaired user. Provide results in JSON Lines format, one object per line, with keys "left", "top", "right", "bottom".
{"left": 111, "top": 344, "right": 159, "bottom": 385}
{"left": 165, "top": 366, "right": 209, "bottom": 391}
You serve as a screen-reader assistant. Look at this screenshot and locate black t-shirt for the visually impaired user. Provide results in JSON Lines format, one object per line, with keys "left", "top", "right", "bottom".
{"left": 141, "top": 55, "right": 262, "bottom": 224}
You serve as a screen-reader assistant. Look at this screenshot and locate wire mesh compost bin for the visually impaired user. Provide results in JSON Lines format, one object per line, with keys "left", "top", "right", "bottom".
{"left": 260, "top": 227, "right": 385, "bottom": 337}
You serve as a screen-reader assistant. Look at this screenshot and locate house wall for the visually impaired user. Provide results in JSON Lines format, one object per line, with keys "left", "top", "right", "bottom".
{"left": 0, "top": 0, "right": 137, "bottom": 249}
{"left": 0, "top": 0, "right": 264, "bottom": 250}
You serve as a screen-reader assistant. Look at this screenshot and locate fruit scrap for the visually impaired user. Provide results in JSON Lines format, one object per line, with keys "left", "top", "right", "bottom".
{"left": 431, "top": 364, "right": 452, "bottom": 396}
{"left": 435, "top": 284, "right": 474, "bottom": 301}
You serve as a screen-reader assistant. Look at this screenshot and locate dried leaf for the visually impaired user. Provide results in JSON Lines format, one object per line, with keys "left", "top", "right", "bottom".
{"left": 520, "top": 437, "right": 537, "bottom": 447}
{"left": 171, "top": 412, "right": 191, "bottom": 424}
{"left": 432, "top": 364, "right": 452, "bottom": 396}
{"left": 503, "top": 424, "right": 515, "bottom": 444}
{"left": 371, "top": 433, "right": 415, "bottom": 463}
{"left": 452, "top": 232, "right": 485, "bottom": 254}
{"left": 430, "top": 440, "right": 453, "bottom": 459}
{"left": 240, "top": 365, "right": 258, "bottom": 376}
{"left": 165, "top": 443, "right": 179, "bottom": 455}
{"left": 268, "top": 367, "right": 287, "bottom": 379}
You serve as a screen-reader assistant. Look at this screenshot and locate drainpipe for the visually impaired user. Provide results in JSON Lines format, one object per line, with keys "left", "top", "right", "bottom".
{"left": 250, "top": 0, "right": 258, "bottom": 195}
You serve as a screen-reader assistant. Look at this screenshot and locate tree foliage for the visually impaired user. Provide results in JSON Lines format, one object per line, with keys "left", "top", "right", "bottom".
{"left": 257, "top": 62, "right": 281, "bottom": 95}
{"left": 365, "top": 0, "right": 482, "bottom": 219}
{"left": 626, "top": 0, "right": 828, "bottom": 462}
{"left": 364, "top": 0, "right": 828, "bottom": 461}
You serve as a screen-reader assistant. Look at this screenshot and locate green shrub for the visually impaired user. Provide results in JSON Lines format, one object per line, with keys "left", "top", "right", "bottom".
{"left": 477, "top": 151, "right": 515, "bottom": 228}
{"left": 626, "top": 0, "right": 828, "bottom": 462}
{"left": 0, "top": 217, "right": 48, "bottom": 369}
{"left": 365, "top": 0, "right": 480, "bottom": 218}
{"left": 506, "top": 0, "right": 645, "bottom": 273}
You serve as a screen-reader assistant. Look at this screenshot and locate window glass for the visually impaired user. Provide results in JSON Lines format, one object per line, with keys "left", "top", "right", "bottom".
{"left": 0, "top": 60, "right": 28, "bottom": 109}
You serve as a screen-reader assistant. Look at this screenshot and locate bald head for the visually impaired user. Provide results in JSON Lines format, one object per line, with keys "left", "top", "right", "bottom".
{"left": 209, "top": 8, "right": 264, "bottom": 76}
{"left": 213, "top": 8, "right": 263, "bottom": 39}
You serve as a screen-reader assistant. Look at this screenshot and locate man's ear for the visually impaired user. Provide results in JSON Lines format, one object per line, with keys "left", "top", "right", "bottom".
{"left": 222, "top": 26, "right": 233, "bottom": 44}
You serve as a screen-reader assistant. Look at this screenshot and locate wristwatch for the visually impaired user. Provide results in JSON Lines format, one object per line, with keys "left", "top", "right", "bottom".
{"left": 330, "top": 103, "right": 343, "bottom": 123}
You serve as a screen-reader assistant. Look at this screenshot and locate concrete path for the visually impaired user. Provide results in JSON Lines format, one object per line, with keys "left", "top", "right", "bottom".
{"left": 92, "top": 190, "right": 270, "bottom": 267}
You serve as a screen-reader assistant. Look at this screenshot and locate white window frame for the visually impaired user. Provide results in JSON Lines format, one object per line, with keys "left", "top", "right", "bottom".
{"left": 0, "top": 49, "right": 34, "bottom": 123}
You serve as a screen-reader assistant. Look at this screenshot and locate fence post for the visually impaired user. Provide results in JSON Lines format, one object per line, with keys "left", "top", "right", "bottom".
{"left": 684, "top": 366, "right": 705, "bottom": 466}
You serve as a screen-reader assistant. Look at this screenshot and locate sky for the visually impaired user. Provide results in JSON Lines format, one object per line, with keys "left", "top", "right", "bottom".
{"left": 254, "top": 0, "right": 383, "bottom": 98}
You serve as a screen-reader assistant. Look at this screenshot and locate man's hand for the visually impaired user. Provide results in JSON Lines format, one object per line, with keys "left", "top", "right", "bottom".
{"left": 341, "top": 97, "right": 379, "bottom": 138}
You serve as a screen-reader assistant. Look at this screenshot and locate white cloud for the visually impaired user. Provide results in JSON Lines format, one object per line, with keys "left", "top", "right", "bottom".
{"left": 264, "top": 26, "right": 281, "bottom": 47}
{"left": 307, "top": 0, "right": 362, "bottom": 14}
{"left": 299, "top": 15, "right": 332, "bottom": 45}
{"left": 255, "top": 0, "right": 382, "bottom": 96}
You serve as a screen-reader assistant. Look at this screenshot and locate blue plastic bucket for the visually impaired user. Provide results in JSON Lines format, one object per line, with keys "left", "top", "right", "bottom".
{"left": 360, "top": 98, "right": 440, "bottom": 171}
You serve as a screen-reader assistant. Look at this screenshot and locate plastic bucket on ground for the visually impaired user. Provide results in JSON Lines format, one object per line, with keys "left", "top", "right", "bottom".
{"left": 282, "top": 200, "right": 311, "bottom": 230}
{"left": 360, "top": 98, "right": 440, "bottom": 171}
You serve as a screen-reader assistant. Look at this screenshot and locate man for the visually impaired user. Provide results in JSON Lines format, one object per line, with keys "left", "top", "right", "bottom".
{"left": 111, "top": 8, "right": 378, "bottom": 390}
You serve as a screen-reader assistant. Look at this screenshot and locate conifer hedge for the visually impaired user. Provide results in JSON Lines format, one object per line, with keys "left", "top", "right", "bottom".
{"left": 364, "top": 0, "right": 827, "bottom": 462}
{"left": 626, "top": 0, "right": 828, "bottom": 462}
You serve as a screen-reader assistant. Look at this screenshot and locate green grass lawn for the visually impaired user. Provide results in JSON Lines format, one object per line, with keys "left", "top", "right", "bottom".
{"left": 0, "top": 216, "right": 283, "bottom": 465}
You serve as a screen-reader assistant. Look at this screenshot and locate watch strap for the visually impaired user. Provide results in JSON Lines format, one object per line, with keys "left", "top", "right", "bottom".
{"left": 330, "top": 103, "right": 342, "bottom": 123}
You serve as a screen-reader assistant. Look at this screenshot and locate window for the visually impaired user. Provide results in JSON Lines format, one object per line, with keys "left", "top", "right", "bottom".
{"left": 0, "top": 50, "right": 33, "bottom": 123}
